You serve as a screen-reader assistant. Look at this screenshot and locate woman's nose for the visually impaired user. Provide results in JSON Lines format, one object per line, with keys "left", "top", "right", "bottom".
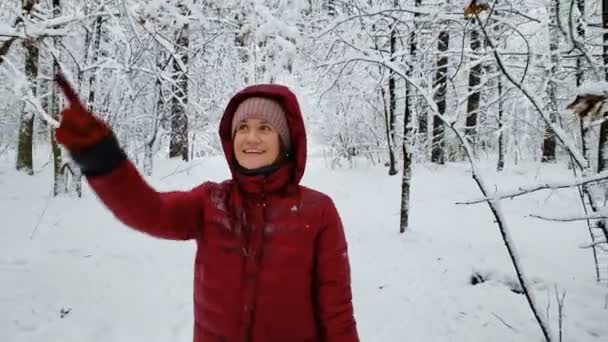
{"left": 243, "top": 129, "right": 261, "bottom": 142}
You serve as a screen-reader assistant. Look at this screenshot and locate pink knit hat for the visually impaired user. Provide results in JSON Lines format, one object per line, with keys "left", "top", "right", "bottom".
{"left": 231, "top": 97, "right": 291, "bottom": 149}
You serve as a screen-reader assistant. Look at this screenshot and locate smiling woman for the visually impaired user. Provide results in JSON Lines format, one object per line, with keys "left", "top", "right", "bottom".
{"left": 233, "top": 118, "right": 282, "bottom": 170}
{"left": 231, "top": 96, "right": 293, "bottom": 173}
{"left": 53, "top": 75, "right": 359, "bottom": 342}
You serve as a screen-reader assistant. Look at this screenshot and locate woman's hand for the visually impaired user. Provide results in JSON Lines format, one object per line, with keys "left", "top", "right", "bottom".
{"left": 55, "top": 72, "right": 111, "bottom": 153}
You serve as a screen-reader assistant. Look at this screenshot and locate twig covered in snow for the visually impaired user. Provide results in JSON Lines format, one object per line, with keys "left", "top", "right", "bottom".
{"left": 29, "top": 190, "right": 54, "bottom": 240}
{"left": 458, "top": 171, "right": 608, "bottom": 205}
{"left": 554, "top": 286, "right": 566, "bottom": 342}
{"left": 579, "top": 239, "right": 608, "bottom": 249}
{"left": 530, "top": 213, "right": 608, "bottom": 222}
{"left": 491, "top": 312, "right": 517, "bottom": 332}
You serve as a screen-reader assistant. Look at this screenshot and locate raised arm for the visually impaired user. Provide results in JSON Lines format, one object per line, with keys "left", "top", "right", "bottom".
{"left": 55, "top": 72, "right": 204, "bottom": 240}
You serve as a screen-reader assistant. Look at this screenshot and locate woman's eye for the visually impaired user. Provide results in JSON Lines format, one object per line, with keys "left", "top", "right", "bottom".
{"left": 237, "top": 124, "right": 248, "bottom": 131}
{"left": 260, "top": 125, "right": 272, "bottom": 132}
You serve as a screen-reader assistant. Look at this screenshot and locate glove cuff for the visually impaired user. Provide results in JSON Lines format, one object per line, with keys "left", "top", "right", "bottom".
{"left": 71, "top": 133, "right": 127, "bottom": 177}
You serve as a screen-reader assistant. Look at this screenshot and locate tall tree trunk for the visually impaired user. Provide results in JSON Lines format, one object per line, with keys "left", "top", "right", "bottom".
{"left": 87, "top": 13, "right": 104, "bottom": 112}
{"left": 577, "top": 0, "right": 589, "bottom": 164}
{"left": 465, "top": 21, "right": 481, "bottom": 151}
{"left": 431, "top": 29, "right": 449, "bottom": 164}
{"left": 542, "top": 0, "right": 560, "bottom": 162}
{"left": 387, "top": 18, "right": 398, "bottom": 176}
{"left": 490, "top": 15, "right": 506, "bottom": 172}
{"left": 371, "top": 22, "right": 397, "bottom": 172}
{"left": 15, "top": 0, "right": 42, "bottom": 174}
{"left": 50, "top": 0, "right": 67, "bottom": 196}
{"left": 598, "top": 0, "right": 608, "bottom": 172}
{"left": 16, "top": 45, "right": 39, "bottom": 175}
{"left": 604, "top": 0, "right": 608, "bottom": 83}
{"left": 170, "top": 4, "right": 190, "bottom": 161}
{"left": 497, "top": 74, "right": 505, "bottom": 171}
{"left": 416, "top": 0, "right": 428, "bottom": 140}
{"left": 400, "top": 0, "right": 419, "bottom": 234}
{"left": 145, "top": 77, "right": 163, "bottom": 176}
{"left": 576, "top": 0, "right": 585, "bottom": 87}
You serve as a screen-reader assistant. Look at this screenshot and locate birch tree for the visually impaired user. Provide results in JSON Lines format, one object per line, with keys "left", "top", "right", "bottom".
{"left": 541, "top": 0, "right": 560, "bottom": 162}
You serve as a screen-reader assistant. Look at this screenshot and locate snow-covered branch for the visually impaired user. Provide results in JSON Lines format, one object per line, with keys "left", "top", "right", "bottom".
{"left": 458, "top": 171, "right": 608, "bottom": 205}
{"left": 530, "top": 213, "right": 608, "bottom": 222}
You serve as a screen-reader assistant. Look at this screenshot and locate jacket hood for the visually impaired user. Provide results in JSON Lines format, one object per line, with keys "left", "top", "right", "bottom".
{"left": 218, "top": 84, "right": 307, "bottom": 185}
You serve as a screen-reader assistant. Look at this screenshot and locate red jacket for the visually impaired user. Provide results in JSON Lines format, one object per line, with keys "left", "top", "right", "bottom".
{"left": 87, "top": 84, "right": 359, "bottom": 342}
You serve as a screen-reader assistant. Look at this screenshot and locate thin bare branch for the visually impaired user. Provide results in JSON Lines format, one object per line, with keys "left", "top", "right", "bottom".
{"left": 530, "top": 213, "right": 608, "bottom": 222}
{"left": 458, "top": 171, "right": 608, "bottom": 205}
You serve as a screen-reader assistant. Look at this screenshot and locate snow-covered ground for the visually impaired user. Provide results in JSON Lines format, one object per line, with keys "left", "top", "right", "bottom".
{"left": 2, "top": 153, "right": 607, "bottom": 341}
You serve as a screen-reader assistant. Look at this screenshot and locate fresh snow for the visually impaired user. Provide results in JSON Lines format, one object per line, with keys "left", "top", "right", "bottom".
{"left": 1, "top": 153, "right": 607, "bottom": 341}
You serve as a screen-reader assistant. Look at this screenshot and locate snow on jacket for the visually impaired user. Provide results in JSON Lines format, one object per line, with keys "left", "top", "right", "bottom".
{"left": 86, "top": 84, "right": 359, "bottom": 342}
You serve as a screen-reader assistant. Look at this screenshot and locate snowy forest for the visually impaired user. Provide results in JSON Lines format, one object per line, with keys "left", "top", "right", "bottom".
{"left": 2, "top": 0, "right": 608, "bottom": 341}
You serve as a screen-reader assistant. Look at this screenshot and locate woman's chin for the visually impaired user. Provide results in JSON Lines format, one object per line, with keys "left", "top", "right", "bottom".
{"left": 240, "top": 159, "right": 270, "bottom": 170}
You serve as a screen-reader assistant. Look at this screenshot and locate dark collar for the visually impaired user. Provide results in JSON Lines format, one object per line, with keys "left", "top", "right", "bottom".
{"left": 236, "top": 161, "right": 282, "bottom": 177}
{"left": 235, "top": 161, "right": 294, "bottom": 195}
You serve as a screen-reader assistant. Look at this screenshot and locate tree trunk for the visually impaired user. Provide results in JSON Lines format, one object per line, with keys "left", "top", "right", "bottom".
{"left": 16, "top": 43, "right": 38, "bottom": 175}
{"left": 575, "top": 0, "right": 588, "bottom": 165}
{"left": 15, "top": 0, "right": 42, "bottom": 174}
{"left": 387, "top": 18, "right": 398, "bottom": 176}
{"left": 400, "top": 0, "right": 418, "bottom": 234}
{"left": 576, "top": 0, "right": 585, "bottom": 87}
{"left": 51, "top": 0, "right": 67, "bottom": 196}
{"left": 542, "top": 0, "right": 560, "bottom": 162}
{"left": 416, "top": 0, "right": 427, "bottom": 140}
{"left": 598, "top": 0, "right": 608, "bottom": 172}
{"left": 144, "top": 78, "right": 163, "bottom": 176}
{"left": 400, "top": 105, "right": 413, "bottom": 233}
{"left": 465, "top": 21, "right": 481, "bottom": 151}
{"left": 604, "top": 0, "right": 608, "bottom": 82}
{"left": 431, "top": 29, "right": 449, "bottom": 164}
{"left": 170, "top": 4, "right": 190, "bottom": 161}
{"left": 371, "top": 21, "right": 397, "bottom": 172}
{"left": 87, "top": 13, "right": 104, "bottom": 112}
{"left": 497, "top": 74, "right": 505, "bottom": 171}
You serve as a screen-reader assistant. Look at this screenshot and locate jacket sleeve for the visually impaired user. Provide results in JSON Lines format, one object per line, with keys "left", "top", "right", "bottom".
{"left": 314, "top": 197, "right": 359, "bottom": 342}
{"left": 87, "top": 161, "right": 205, "bottom": 240}
{"left": 77, "top": 135, "right": 204, "bottom": 240}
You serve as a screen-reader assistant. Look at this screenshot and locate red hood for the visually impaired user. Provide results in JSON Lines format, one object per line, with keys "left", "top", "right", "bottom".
{"left": 219, "top": 84, "right": 307, "bottom": 185}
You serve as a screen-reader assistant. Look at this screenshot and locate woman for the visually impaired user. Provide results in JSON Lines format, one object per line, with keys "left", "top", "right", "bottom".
{"left": 55, "top": 74, "right": 359, "bottom": 342}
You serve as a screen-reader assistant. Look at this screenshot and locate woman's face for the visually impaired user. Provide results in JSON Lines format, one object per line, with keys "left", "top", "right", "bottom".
{"left": 233, "top": 118, "right": 281, "bottom": 170}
